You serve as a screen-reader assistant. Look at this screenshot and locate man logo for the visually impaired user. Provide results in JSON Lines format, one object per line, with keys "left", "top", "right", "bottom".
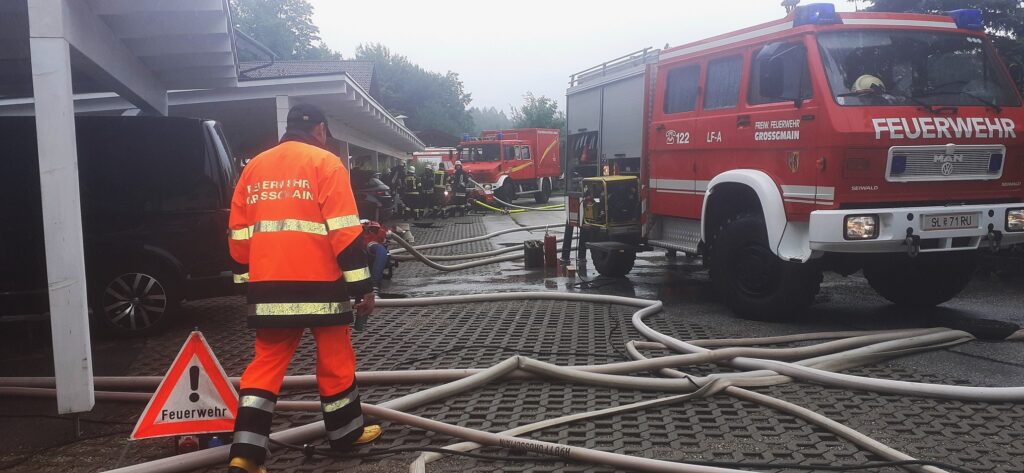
{"left": 941, "top": 162, "right": 955, "bottom": 176}
{"left": 933, "top": 154, "right": 964, "bottom": 163}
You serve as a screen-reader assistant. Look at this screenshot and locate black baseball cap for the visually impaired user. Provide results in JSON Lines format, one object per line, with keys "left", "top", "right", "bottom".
{"left": 286, "top": 103, "right": 332, "bottom": 137}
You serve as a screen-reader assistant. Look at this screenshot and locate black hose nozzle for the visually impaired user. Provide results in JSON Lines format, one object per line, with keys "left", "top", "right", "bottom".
{"left": 355, "top": 313, "right": 368, "bottom": 331}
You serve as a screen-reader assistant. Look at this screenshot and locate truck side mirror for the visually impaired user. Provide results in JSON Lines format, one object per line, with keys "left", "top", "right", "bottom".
{"left": 1009, "top": 63, "right": 1023, "bottom": 90}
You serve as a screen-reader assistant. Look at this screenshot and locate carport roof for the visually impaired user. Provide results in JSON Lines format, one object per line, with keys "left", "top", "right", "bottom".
{"left": 0, "top": 73, "right": 425, "bottom": 154}
{"left": 0, "top": 0, "right": 238, "bottom": 112}
{"left": 239, "top": 60, "right": 375, "bottom": 91}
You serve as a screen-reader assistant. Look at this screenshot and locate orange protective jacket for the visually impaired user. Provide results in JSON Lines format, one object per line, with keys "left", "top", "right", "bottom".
{"left": 228, "top": 135, "right": 372, "bottom": 328}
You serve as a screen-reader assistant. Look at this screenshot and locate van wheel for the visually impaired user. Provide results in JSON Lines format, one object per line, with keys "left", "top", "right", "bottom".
{"left": 92, "top": 267, "right": 179, "bottom": 337}
{"left": 591, "top": 248, "right": 636, "bottom": 278}
{"left": 863, "top": 252, "right": 976, "bottom": 307}
{"left": 534, "top": 179, "right": 551, "bottom": 204}
{"left": 709, "top": 214, "right": 821, "bottom": 321}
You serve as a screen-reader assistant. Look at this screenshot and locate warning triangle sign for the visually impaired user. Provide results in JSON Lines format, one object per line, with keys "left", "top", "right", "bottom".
{"left": 130, "top": 331, "right": 239, "bottom": 440}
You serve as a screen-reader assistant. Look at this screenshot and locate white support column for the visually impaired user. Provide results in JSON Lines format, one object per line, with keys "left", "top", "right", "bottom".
{"left": 28, "top": 5, "right": 94, "bottom": 413}
{"left": 275, "top": 95, "right": 289, "bottom": 139}
{"left": 372, "top": 150, "right": 380, "bottom": 172}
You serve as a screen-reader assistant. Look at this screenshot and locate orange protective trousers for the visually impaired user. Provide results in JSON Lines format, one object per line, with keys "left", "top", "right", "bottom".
{"left": 239, "top": 325, "right": 355, "bottom": 396}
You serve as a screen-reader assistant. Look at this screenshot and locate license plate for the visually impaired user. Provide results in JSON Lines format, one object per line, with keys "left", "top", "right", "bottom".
{"left": 920, "top": 212, "right": 979, "bottom": 231}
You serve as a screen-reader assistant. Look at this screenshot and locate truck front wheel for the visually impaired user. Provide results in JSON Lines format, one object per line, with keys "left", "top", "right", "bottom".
{"left": 496, "top": 182, "right": 517, "bottom": 204}
{"left": 863, "top": 252, "right": 976, "bottom": 307}
{"left": 591, "top": 248, "right": 636, "bottom": 278}
{"left": 709, "top": 214, "right": 821, "bottom": 321}
{"left": 534, "top": 178, "right": 551, "bottom": 204}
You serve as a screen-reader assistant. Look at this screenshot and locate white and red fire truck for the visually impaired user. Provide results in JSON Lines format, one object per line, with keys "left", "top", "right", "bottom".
{"left": 565, "top": 4, "right": 1024, "bottom": 320}
{"left": 456, "top": 128, "right": 561, "bottom": 204}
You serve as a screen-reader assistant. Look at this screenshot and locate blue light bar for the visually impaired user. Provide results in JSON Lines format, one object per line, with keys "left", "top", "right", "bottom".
{"left": 793, "top": 3, "right": 840, "bottom": 27}
{"left": 891, "top": 155, "right": 907, "bottom": 175}
{"left": 462, "top": 133, "right": 469, "bottom": 141}
{"left": 947, "top": 9, "right": 983, "bottom": 30}
{"left": 497, "top": 132, "right": 504, "bottom": 140}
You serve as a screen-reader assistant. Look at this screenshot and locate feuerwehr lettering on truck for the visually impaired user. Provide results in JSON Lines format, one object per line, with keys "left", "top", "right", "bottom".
{"left": 754, "top": 119, "right": 801, "bottom": 141}
{"left": 872, "top": 117, "right": 1017, "bottom": 140}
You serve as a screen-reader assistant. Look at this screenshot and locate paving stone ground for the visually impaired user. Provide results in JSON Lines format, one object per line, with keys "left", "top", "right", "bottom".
{"left": 2, "top": 206, "right": 1023, "bottom": 472}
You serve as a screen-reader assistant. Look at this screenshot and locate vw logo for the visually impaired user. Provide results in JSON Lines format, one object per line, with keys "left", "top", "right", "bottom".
{"left": 941, "top": 162, "right": 955, "bottom": 176}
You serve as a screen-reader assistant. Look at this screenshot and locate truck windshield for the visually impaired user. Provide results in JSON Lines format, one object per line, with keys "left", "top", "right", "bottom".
{"left": 458, "top": 144, "right": 501, "bottom": 162}
{"left": 817, "top": 30, "right": 1020, "bottom": 107}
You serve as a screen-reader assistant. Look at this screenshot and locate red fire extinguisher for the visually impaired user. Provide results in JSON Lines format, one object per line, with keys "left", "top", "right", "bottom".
{"left": 544, "top": 232, "right": 557, "bottom": 268}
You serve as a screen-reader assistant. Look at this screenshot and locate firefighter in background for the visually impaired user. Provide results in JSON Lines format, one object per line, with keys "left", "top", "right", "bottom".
{"left": 361, "top": 219, "right": 391, "bottom": 288}
{"left": 420, "top": 162, "right": 439, "bottom": 216}
{"left": 385, "top": 162, "right": 407, "bottom": 216}
{"left": 402, "top": 165, "right": 424, "bottom": 219}
{"left": 451, "top": 160, "right": 471, "bottom": 216}
{"left": 227, "top": 104, "right": 381, "bottom": 473}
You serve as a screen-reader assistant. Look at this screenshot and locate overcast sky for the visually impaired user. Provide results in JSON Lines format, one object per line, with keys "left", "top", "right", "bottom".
{"left": 310, "top": 1, "right": 860, "bottom": 112}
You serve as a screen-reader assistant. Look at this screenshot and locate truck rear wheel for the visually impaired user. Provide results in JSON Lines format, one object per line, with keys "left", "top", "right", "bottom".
{"left": 863, "top": 252, "right": 976, "bottom": 307}
{"left": 709, "top": 214, "right": 821, "bottom": 321}
{"left": 591, "top": 248, "right": 636, "bottom": 278}
{"left": 534, "top": 178, "right": 551, "bottom": 204}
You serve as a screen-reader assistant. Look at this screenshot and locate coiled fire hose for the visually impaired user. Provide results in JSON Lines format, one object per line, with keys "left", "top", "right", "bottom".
{"left": 2, "top": 292, "right": 1022, "bottom": 473}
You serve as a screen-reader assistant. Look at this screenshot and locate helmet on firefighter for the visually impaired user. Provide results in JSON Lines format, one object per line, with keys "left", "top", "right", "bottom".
{"left": 455, "top": 160, "right": 462, "bottom": 167}
{"left": 851, "top": 74, "right": 885, "bottom": 93}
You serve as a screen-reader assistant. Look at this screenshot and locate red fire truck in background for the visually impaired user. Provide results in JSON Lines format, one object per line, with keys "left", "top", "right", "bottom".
{"left": 566, "top": 4, "right": 1024, "bottom": 320}
{"left": 412, "top": 147, "right": 456, "bottom": 171}
{"left": 457, "top": 128, "right": 561, "bottom": 204}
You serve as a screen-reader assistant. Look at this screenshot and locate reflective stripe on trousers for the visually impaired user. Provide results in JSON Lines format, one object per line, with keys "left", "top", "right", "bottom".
{"left": 327, "top": 415, "right": 364, "bottom": 442}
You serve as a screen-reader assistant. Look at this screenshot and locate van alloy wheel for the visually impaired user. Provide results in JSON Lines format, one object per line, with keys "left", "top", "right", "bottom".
{"left": 101, "top": 272, "right": 168, "bottom": 332}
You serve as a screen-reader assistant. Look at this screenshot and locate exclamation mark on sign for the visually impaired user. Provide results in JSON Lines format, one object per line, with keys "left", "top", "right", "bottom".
{"left": 189, "top": 366, "right": 200, "bottom": 403}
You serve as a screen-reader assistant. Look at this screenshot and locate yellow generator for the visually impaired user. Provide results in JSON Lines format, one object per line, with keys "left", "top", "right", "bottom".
{"left": 580, "top": 176, "right": 643, "bottom": 277}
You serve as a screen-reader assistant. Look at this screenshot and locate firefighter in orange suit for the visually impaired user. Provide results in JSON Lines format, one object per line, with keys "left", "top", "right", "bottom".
{"left": 227, "top": 104, "right": 381, "bottom": 473}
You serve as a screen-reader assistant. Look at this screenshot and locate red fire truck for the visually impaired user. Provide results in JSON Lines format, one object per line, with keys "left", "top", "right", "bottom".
{"left": 412, "top": 147, "right": 456, "bottom": 171}
{"left": 457, "top": 128, "right": 561, "bottom": 204}
{"left": 565, "top": 4, "right": 1024, "bottom": 320}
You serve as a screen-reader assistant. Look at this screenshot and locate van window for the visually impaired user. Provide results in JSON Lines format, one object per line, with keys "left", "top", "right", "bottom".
{"left": 703, "top": 56, "right": 744, "bottom": 110}
{"left": 504, "top": 144, "right": 516, "bottom": 160}
{"left": 521, "top": 145, "right": 531, "bottom": 161}
{"left": 663, "top": 64, "right": 701, "bottom": 113}
{"left": 75, "top": 118, "right": 218, "bottom": 214}
{"left": 749, "top": 42, "right": 812, "bottom": 105}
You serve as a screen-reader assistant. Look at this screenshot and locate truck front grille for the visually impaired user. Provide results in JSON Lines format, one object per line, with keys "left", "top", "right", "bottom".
{"left": 886, "top": 144, "right": 1005, "bottom": 182}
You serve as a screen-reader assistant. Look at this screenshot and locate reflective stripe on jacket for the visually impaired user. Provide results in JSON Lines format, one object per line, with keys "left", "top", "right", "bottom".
{"left": 228, "top": 138, "right": 373, "bottom": 328}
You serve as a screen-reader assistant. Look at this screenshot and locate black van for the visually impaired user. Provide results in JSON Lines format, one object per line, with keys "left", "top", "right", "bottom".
{"left": 0, "top": 116, "right": 238, "bottom": 336}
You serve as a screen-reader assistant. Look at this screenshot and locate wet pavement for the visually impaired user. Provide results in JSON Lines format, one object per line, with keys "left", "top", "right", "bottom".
{"left": 2, "top": 195, "right": 1024, "bottom": 472}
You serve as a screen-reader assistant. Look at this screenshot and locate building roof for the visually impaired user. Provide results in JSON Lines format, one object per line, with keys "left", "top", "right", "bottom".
{"left": 239, "top": 60, "right": 376, "bottom": 91}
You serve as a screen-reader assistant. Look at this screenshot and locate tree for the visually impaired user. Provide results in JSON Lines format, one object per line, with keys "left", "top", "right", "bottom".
{"left": 511, "top": 93, "right": 566, "bottom": 132}
{"left": 355, "top": 43, "right": 474, "bottom": 137}
{"left": 469, "top": 106, "right": 512, "bottom": 133}
{"left": 230, "top": 0, "right": 341, "bottom": 60}
{"left": 859, "top": 0, "right": 1024, "bottom": 76}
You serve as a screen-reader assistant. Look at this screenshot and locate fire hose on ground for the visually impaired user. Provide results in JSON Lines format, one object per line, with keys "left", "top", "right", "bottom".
{"left": 473, "top": 196, "right": 564, "bottom": 214}
{"left": 471, "top": 198, "right": 528, "bottom": 214}
{"left": 387, "top": 231, "right": 574, "bottom": 271}
{"left": 389, "top": 223, "right": 556, "bottom": 255}
{"left": 2, "top": 292, "right": 1023, "bottom": 473}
